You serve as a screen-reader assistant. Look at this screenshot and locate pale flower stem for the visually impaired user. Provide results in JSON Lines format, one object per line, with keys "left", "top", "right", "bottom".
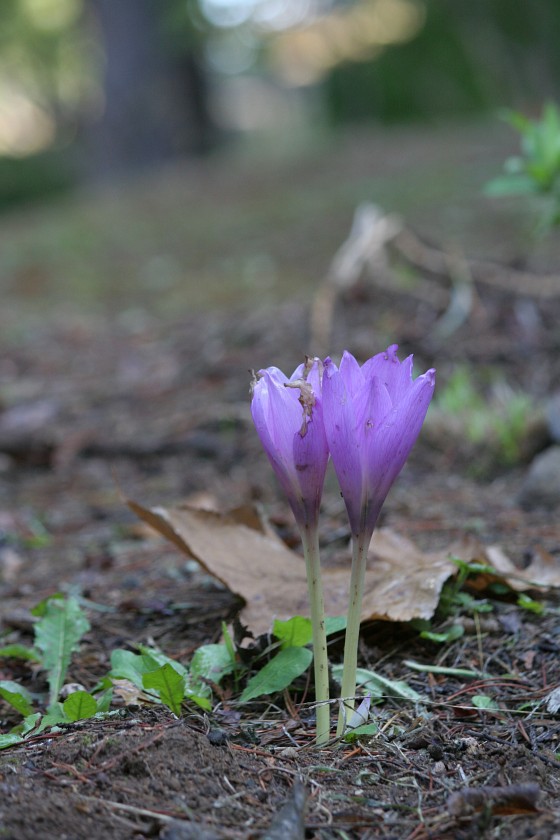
{"left": 301, "top": 524, "right": 330, "bottom": 745}
{"left": 337, "top": 532, "right": 370, "bottom": 737}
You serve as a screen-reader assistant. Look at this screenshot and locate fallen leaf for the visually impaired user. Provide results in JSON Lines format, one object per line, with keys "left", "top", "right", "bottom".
{"left": 128, "top": 500, "right": 456, "bottom": 637}
{"left": 447, "top": 783, "right": 540, "bottom": 817}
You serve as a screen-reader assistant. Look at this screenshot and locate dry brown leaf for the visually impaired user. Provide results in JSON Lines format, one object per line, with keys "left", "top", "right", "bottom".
{"left": 128, "top": 500, "right": 456, "bottom": 636}
{"left": 128, "top": 500, "right": 560, "bottom": 637}
{"left": 450, "top": 535, "right": 560, "bottom": 591}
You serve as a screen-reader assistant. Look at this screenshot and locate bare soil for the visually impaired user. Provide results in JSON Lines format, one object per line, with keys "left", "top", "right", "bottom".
{"left": 1, "top": 123, "right": 560, "bottom": 839}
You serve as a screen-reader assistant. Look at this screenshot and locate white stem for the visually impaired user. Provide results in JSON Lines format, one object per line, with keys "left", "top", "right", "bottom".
{"left": 301, "top": 524, "right": 330, "bottom": 745}
{"left": 337, "top": 532, "right": 370, "bottom": 736}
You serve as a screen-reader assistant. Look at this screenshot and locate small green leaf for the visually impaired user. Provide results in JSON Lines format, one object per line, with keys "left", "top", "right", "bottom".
{"left": 343, "top": 723, "right": 378, "bottom": 742}
{"left": 63, "top": 691, "right": 98, "bottom": 722}
{"left": 109, "top": 649, "right": 162, "bottom": 690}
{"left": 136, "top": 644, "right": 189, "bottom": 679}
{"left": 0, "top": 644, "right": 41, "bottom": 662}
{"left": 0, "top": 681, "right": 34, "bottom": 717}
{"left": 0, "top": 734, "right": 23, "bottom": 750}
{"left": 143, "top": 664, "right": 185, "bottom": 716}
{"left": 273, "top": 616, "right": 312, "bottom": 649}
{"left": 472, "top": 694, "right": 499, "bottom": 710}
{"left": 517, "top": 594, "right": 545, "bottom": 615}
{"left": 404, "top": 660, "right": 484, "bottom": 678}
{"left": 240, "top": 647, "right": 313, "bottom": 702}
{"left": 94, "top": 688, "right": 114, "bottom": 713}
{"left": 190, "top": 643, "right": 234, "bottom": 694}
{"left": 325, "top": 616, "right": 347, "bottom": 636}
{"left": 332, "top": 666, "right": 423, "bottom": 703}
{"left": 34, "top": 596, "right": 90, "bottom": 707}
{"left": 420, "top": 624, "right": 465, "bottom": 644}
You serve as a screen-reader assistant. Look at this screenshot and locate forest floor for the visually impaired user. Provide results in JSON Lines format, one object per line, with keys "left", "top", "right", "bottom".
{"left": 1, "top": 120, "right": 560, "bottom": 839}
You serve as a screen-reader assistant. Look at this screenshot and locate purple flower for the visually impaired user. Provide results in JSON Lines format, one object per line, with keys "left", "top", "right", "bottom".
{"left": 322, "top": 345, "right": 435, "bottom": 540}
{"left": 251, "top": 358, "right": 329, "bottom": 530}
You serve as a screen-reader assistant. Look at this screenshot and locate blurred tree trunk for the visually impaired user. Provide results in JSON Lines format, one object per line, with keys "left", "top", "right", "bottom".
{"left": 86, "top": 0, "right": 215, "bottom": 179}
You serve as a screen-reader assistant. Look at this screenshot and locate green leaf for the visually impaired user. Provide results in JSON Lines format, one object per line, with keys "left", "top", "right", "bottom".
{"left": 517, "top": 593, "right": 545, "bottom": 615}
{"left": 63, "top": 691, "right": 98, "bottom": 722}
{"left": 325, "top": 616, "right": 347, "bottom": 636}
{"left": 0, "top": 734, "right": 24, "bottom": 750}
{"left": 189, "top": 643, "right": 235, "bottom": 694}
{"left": 419, "top": 624, "right": 465, "bottom": 644}
{"left": 332, "top": 665, "right": 423, "bottom": 703}
{"left": 34, "top": 596, "right": 90, "bottom": 708}
{"left": 136, "top": 644, "right": 189, "bottom": 679}
{"left": 94, "top": 688, "right": 113, "bottom": 713}
{"left": 240, "top": 647, "right": 313, "bottom": 702}
{"left": 472, "top": 694, "right": 499, "bottom": 710}
{"left": 0, "top": 644, "right": 41, "bottom": 662}
{"left": 109, "top": 649, "right": 162, "bottom": 690}
{"left": 343, "top": 723, "right": 378, "bottom": 742}
{"left": 404, "top": 660, "right": 484, "bottom": 678}
{"left": 0, "top": 681, "right": 34, "bottom": 717}
{"left": 143, "top": 664, "right": 185, "bottom": 717}
{"left": 273, "top": 616, "right": 312, "bottom": 649}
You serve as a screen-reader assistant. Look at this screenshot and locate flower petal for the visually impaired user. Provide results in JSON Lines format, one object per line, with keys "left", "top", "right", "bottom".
{"left": 322, "top": 358, "right": 365, "bottom": 534}
{"left": 363, "top": 368, "right": 436, "bottom": 506}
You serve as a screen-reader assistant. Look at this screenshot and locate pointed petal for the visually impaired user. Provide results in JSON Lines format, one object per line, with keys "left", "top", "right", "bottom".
{"left": 322, "top": 359, "right": 364, "bottom": 535}
{"left": 339, "top": 351, "right": 364, "bottom": 400}
{"left": 363, "top": 368, "right": 436, "bottom": 505}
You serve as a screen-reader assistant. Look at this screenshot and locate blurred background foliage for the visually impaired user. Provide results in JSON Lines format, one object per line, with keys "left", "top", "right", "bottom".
{"left": 0, "top": 0, "right": 559, "bottom": 210}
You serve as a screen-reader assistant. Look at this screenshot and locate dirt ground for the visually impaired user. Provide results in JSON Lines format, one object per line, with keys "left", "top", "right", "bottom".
{"left": 1, "top": 123, "right": 560, "bottom": 839}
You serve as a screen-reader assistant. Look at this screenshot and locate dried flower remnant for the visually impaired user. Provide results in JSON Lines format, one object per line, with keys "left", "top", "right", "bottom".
{"left": 322, "top": 345, "right": 435, "bottom": 733}
{"left": 251, "top": 357, "right": 330, "bottom": 744}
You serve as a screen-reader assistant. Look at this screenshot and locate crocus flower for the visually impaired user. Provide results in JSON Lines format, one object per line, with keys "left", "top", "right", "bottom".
{"left": 322, "top": 345, "right": 436, "bottom": 543}
{"left": 322, "top": 345, "right": 435, "bottom": 734}
{"left": 251, "top": 357, "right": 331, "bottom": 743}
{"left": 251, "top": 358, "right": 329, "bottom": 531}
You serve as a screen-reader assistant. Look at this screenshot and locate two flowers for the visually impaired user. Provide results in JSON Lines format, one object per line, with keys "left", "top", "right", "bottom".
{"left": 251, "top": 346, "right": 435, "bottom": 743}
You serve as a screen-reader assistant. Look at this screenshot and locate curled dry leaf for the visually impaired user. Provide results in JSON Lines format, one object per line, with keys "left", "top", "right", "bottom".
{"left": 128, "top": 501, "right": 559, "bottom": 637}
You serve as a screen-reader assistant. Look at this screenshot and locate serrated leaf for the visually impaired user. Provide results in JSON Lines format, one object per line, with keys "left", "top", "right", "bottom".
{"left": 63, "top": 691, "right": 98, "bottom": 722}
{"left": 34, "top": 596, "right": 90, "bottom": 707}
{"left": 0, "top": 645, "right": 41, "bottom": 662}
{"left": 0, "top": 681, "right": 34, "bottom": 717}
{"left": 273, "top": 616, "right": 312, "bottom": 649}
{"left": 240, "top": 647, "right": 313, "bottom": 702}
{"left": 143, "top": 664, "right": 185, "bottom": 717}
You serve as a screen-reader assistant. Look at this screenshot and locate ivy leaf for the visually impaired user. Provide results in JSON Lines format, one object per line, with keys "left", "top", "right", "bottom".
{"left": 63, "top": 691, "right": 98, "bottom": 722}
{"left": 240, "top": 647, "right": 313, "bottom": 702}
{"left": 143, "top": 664, "right": 185, "bottom": 717}
{"left": 34, "top": 596, "right": 90, "bottom": 708}
{"left": 0, "top": 681, "right": 34, "bottom": 717}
